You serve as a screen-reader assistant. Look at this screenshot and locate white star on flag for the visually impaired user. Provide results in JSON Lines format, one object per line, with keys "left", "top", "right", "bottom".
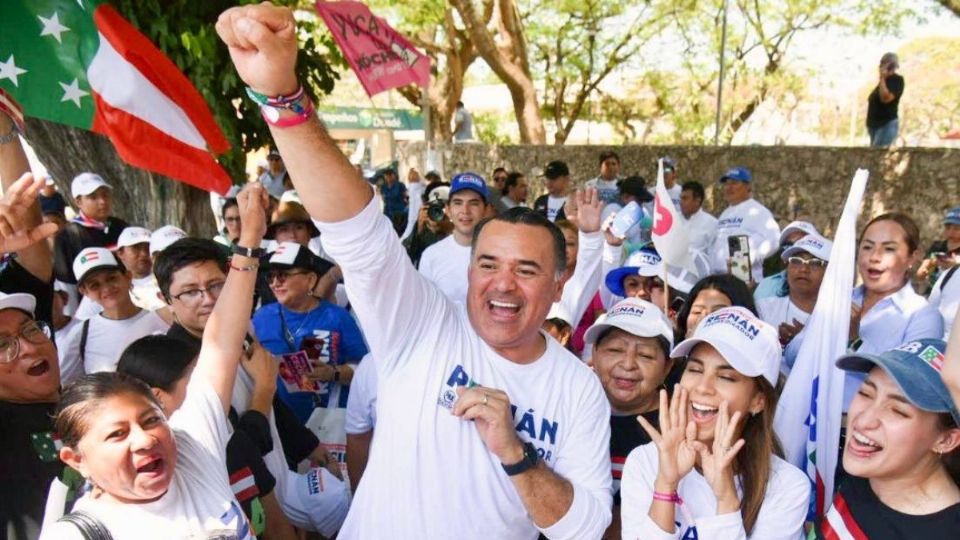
{"left": 59, "top": 79, "right": 89, "bottom": 107}
{"left": 39, "top": 12, "right": 71, "bottom": 44}
{"left": 0, "top": 56, "right": 28, "bottom": 87}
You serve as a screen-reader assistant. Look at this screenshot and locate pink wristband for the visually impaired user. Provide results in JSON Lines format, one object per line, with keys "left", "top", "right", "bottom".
{"left": 261, "top": 96, "right": 315, "bottom": 128}
{"left": 652, "top": 491, "right": 683, "bottom": 504}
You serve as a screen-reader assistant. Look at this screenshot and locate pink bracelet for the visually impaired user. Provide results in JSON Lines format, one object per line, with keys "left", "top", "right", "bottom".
{"left": 260, "top": 96, "right": 315, "bottom": 128}
{"left": 652, "top": 491, "right": 683, "bottom": 504}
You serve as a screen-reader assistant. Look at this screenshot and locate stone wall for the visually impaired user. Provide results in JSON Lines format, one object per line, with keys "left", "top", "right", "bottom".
{"left": 398, "top": 142, "right": 960, "bottom": 246}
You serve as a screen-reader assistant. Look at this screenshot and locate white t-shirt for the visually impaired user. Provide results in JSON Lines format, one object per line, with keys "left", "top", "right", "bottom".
{"left": 756, "top": 296, "right": 811, "bottom": 330}
{"left": 585, "top": 177, "right": 620, "bottom": 207}
{"left": 929, "top": 268, "right": 960, "bottom": 340}
{"left": 710, "top": 198, "right": 781, "bottom": 282}
{"left": 546, "top": 195, "right": 567, "bottom": 222}
{"left": 684, "top": 208, "right": 719, "bottom": 254}
{"left": 418, "top": 235, "right": 472, "bottom": 304}
{"left": 620, "top": 443, "right": 809, "bottom": 540}
{"left": 40, "top": 381, "right": 253, "bottom": 540}
{"left": 665, "top": 184, "right": 682, "bottom": 209}
{"left": 58, "top": 309, "right": 170, "bottom": 385}
{"left": 454, "top": 108, "right": 474, "bottom": 141}
{"left": 321, "top": 193, "right": 613, "bottom": 540}
{"left": 345, "top": 354, "right": 378, "bottom": 434}
{"left": 548, "top": 231, "right": 603, "bottom": 329}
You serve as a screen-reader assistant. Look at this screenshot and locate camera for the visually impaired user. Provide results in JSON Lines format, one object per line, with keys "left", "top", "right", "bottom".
{"left": 426, "top": 199, "right": 447, "bottom": 222}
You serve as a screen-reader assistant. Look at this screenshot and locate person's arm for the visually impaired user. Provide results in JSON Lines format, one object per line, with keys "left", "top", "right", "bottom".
{"left": 599, "top": 220, "right": 625, "bottom": 311}
{"left": 346, "top": 430, "right": 373, "bottom": 493}
{"left": 619, "top": 445, "right": 676, "bottom": 540}
{"left": 902, "top": 305, "right": 945, "bottom": 343}
{"left": 453, "top": 381, "right": 612, "bottom": 537}
{"left": 259, "top": 491, "right": 299, "bottom": 540}
{"left": 217, "top": 4, "right": 371, "bottom": 224}
{"left": 193, "top": 183, "right": 268, "bottom": 413}
{"left": 0, "top": 114, "right": 55, "bottom": 281}
{"left": 241, "top": 343, "right": 278, "bottom": 417}
{"left": 554, "top": 189, "right": 603, "bottom": 329}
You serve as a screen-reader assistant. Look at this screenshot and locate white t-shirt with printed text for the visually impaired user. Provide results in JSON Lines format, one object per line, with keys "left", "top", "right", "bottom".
{"left": 621, "top": 443, "right": 809, "bottom": 540}
{"left": 321, "top": 193, "right": 613, "bottom": 540}
{"left": 40, "top": 381, "right": 252, "bottom": 540}
{"left": 710, "top": 198, "right": 781, "bottom": 282}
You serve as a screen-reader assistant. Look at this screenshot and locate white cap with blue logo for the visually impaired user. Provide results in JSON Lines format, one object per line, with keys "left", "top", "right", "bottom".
{"left": 670, "top": 306, "right": 781, "bottom": 385}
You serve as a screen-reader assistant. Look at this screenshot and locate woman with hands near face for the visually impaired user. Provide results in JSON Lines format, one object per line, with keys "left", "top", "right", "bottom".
{"left": 622, "top": 306, "right": 810, "bottom": 540}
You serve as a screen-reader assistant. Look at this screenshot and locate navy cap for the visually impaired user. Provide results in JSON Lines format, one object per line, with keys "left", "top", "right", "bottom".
{"left": 542, "top": 161, "right": 570, "bottom": 180}
{"left": 449, "top": 172, "right": 489, "bottom": 201}
{"left": 836, "top": 339, "right": 960, "bottom": 426}
{"left": 944, "top": 207, "right": 960, "bottom": 226}
{"left": 720, "top": 167, "right": 752, "bottom": 183}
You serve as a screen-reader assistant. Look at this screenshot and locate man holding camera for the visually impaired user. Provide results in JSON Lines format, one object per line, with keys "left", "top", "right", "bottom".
{"left": 866, "top": 52, "right": 904, "bottom": 148}
{"left": 418, "top": 173, "right": 489, "bottom": 303}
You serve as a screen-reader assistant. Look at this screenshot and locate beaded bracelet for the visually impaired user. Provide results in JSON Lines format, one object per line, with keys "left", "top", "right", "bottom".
{"left": 246, "top": 85, "right": 308, "bottom": 114}
{"left": 260, "top": 96, "right": 315, "bottom": 128}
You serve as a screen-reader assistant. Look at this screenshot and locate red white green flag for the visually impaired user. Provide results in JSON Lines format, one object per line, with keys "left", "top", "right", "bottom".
{"left": 0, "top": 0, "right": 231, "bottom": 194}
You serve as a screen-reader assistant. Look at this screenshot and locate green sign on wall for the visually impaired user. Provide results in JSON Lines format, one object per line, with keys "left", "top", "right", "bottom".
{"left": 317, "top": 106, "right": 423, "bottom": 131}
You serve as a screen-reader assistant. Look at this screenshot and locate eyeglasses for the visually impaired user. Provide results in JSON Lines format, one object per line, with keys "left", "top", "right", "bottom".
{"left": 266, "top": 270, "right": 310, "bottom": 284}
{"left": 171, "top": 281, "right": 225, "bottom": 304}
{"left": 0, "top": 320, "right": 52, "bottom": 364}
{"left": 787, "top": 256, "right": 827, "bottom": 268}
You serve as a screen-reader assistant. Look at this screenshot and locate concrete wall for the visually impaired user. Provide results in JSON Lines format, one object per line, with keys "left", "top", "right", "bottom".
{"left": 399, "top": 142, "right": 960, "bottom": 246}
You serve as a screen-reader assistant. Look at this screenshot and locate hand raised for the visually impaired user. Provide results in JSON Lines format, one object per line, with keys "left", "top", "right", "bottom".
{"left": 236, "top": 182, "right": 269, "bottom": 245}
{"left": 216, "top": 3, "right": 299, "bottom": 96}
{"left": 242, "top": 343, "right": 279, "bottom": 391}
{"left": 0, "top": 173, "right": 58, "bottom": 254}
{"left": 575, "top": 187, "right": 603, "bottom": 234}
{"left": 689, "top": 401, "right": 745, "bottom": 507}
{"left": 637, "top": 386, "right": 698, "bottom": 490}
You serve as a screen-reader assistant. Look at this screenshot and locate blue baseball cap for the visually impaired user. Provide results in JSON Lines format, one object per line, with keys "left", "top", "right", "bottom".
{"left": 604, "top": 248, "right": 663, "bottom": 297}
{"left": 836, "top": 339, "right": 960, "bottom": 426}
{"left": 449, "top": 172, "right": 489, "bottom": 202}
{"left": 719, "top": 167, "right": 752, "bottom": 183}
{"left": 944, "top": 207, "right": 960, "bottom": 226}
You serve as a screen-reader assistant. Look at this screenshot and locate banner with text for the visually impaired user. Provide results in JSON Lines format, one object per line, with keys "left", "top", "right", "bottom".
{"left": 315, "top": 1, "right": 430, "bottom": 97}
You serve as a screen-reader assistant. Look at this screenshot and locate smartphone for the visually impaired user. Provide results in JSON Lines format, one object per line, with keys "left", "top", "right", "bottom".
{"left": 609, "top": 201, "right": 643, "bottom": 239}
{"left": 728, "top": 234, "right": 752, "bottom": 284}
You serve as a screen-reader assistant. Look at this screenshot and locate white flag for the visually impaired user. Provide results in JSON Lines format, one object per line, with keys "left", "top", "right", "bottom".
{"left": 651, "top": 159, "right": 691, "bottom": 269}
{"left": 774, "top": 168, "right": 869, "bottom": 522}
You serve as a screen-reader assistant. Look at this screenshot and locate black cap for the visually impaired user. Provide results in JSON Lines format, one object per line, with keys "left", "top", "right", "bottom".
{"left": 618, "top": 176, "right": 654, "bottom": 203}
{"left": 542, "top": 160, "right": 570, "bottom": 180}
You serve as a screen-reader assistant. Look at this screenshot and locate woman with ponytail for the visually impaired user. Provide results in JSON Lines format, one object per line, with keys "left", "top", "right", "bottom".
{"left": 621, "top": 306, "right": 809, "bottom": 539}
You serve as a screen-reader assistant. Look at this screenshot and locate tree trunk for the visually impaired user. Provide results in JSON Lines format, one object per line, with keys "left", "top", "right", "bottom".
{"left": 937, "top": 0, "right": 960, "bottom": 17}
{"left": 25, "top": 118, "right": 217, "bottom": 237}
{"left": 451, "top": 0, "right": 546, "bottom": 143}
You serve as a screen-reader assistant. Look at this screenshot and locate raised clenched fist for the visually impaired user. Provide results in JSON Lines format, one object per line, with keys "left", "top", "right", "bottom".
{"left": 216, "top": 2, "right": 299, "bottom": 97}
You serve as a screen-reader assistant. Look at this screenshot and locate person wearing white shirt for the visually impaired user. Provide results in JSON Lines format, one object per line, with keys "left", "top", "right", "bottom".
{"left": 585, "top": 150, "right": 623, "bottom": 207}
{"left": 753, "top": 220, "right": 820, "bottom": 301}
{"left": 756, "top": 234, "right": 831, "bottom": 372}
{"left": 661, "top": 156, "right": 682, "bottom": 209}
{"left": 841, "top": 213, "right": 944, "bottom": 408}
{"left": 533, "top": 161, "right": 571, "bottom": 222}
{"left": 498, "top": 172, "right": 529, "bottom": 210}
{"left": 679, "top": 181, "right": 718, "bottom": 254}
{"left": 621, "top": 306, "right": 809, "bottom": 540}
{"left": 419, "top": 173, "right": 490, "bottom": 304}
{"left": 114, "top": 226, "right": 167, "bottom": 311}
{"left": 709, "top": 167, "right": 781, "bottom": 283}
{"left": 259, "top": 148, "right": 289, "bottom": 200}
{"left": 216, "top": 8, "right": 614, "bottom": 536}
{"left": 928, "top": 265, "right": 960, "bottom": 340}
{"left": 345, "top": 353, "right": 377, "bottom": 492}
{"left": 58, "top": 248, "right": 169, "bottom": 385}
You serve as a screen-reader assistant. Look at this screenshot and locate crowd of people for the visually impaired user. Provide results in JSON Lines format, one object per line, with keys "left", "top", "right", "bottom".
{"left": 0, "top": 4, "right": 957, "bottom": 540}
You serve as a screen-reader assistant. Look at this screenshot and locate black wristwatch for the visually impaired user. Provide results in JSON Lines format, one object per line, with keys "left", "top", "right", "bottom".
{"left": 231, "top": 243, "right": 266, "bottom": 259}
{"left": 501, "top": 442, "right": 539, "bottom": 476}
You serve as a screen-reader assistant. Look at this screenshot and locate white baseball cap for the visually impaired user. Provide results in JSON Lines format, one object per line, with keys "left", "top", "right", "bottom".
{"left": 670, "top": 306, "right": 781, "bottom": 385}
{"left": 73, "top": 247, "right": 123, "bottom": 284}
{"left": 0, "top": 292, "right": 36, "bottom": 316}
{"left": 781, "top": 233, "right": 832, "bottom": 262}
{"left": 779, "top": 220, "right": 818, "bottom": 245}
{"left": 284, "top": 468, "right": 350, "bottom": 537}
{"left": 584, "top": 298, "right": 675, "bottom": 350}
{"left": 149, "top": 225, "right": 187, "bottom": 255}
{"left": 71, "top": 172, "right": 112, "bottom": 198}
{"left": 115, "top": 226, "right": 152, "bottom": 250}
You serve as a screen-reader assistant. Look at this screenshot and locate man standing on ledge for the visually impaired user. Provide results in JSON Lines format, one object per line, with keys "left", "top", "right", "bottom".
{"left": 866, "top": 52, "right": 904, "bottom": 148}
{"left": 216, "top": 5, "right": 611, "bottom": 539}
